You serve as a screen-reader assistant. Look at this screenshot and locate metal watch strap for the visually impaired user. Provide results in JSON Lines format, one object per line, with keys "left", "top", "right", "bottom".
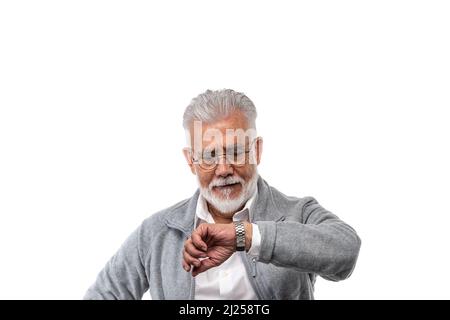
{"left": 234, "top": 221, "right": 245, "bottom": 251}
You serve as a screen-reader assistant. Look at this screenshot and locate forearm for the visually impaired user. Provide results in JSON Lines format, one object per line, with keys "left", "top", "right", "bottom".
{"left": 255, "top": 219, "right": 361, "bottom": 281}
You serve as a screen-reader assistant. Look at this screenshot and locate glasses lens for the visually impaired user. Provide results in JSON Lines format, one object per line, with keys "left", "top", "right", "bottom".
{"left": 195, "top": 141, "right": 255, "bottom": 170}
{"left": 196, "top": 147, "right": 215, "bottom": 170}
{"left": 200, "top": 155, "right": 216, "bottom": 170}
{"left": 226, "top": 150, "right": 246, "bottom": 166}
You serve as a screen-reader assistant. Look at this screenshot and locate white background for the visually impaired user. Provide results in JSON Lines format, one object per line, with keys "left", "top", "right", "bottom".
{"left": 1, "top": 1, "right": 449, "bottom": 299}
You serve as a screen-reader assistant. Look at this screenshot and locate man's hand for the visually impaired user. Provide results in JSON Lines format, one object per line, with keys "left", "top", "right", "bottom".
{"left": 182, "top": 222, "right": 252, "bottom": 277}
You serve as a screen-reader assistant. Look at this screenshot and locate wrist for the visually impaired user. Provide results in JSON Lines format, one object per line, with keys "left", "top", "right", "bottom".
{"left": 244, "top": 222, "right": 253, "bottom": 252}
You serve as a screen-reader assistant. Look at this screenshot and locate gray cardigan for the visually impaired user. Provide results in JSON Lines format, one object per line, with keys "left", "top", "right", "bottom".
{"left": 84, "top": 176, "right": 361, "bottom": 300}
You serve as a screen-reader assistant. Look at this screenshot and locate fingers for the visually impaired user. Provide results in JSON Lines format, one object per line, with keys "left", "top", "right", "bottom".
{"left": 182, "top": 237, "right": 208, "bottom": 272}
{"left": 182, "top": 258, "right": 191, "bottom": 272}
{"left": 181, "top": 224, "right": 236, "bottom": 276}
{"left": 184, "top": 238, "right": 207, "bottom": 259}
{"left": 191, "top": 227, "right": 208, "bottom": 252}
{"left": 192, "top": 258, "right": 215, "bottom": 277}
{"left": 181, "top": 225, "right": 210, "bottom": 274}
{"left": 183, "top": 249, "right": 201, "bottom": 269}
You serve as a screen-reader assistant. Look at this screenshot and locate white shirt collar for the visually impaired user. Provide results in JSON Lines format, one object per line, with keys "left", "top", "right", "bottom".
{"left": 195, "top": 185, "right": 258, "bottom": 226}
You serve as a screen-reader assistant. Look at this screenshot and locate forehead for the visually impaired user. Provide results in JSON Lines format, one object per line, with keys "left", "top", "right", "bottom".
{"left": 189, "top": 110, "right": 255, "bottom": 149}
{"left": 202, "top": 110, "right": 250, "bottom": 133}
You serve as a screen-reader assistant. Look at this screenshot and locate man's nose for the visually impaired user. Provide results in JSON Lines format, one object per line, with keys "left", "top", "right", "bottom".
{"left": 215, "top": 157, "right": 234, "bottom": 177}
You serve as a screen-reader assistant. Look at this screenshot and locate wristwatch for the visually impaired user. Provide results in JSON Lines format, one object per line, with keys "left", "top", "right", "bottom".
{"left": 234, "top": 221, "right": 246, "bottom": 251}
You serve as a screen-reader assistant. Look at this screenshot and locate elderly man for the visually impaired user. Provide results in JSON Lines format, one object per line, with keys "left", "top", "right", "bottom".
{"left": 84, "top": 89, "right": 361, "bottom": 300}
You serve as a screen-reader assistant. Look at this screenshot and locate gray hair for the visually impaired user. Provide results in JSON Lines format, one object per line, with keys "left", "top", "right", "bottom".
{"left": 183, "top": 89, "right": 257, "bottom": 130}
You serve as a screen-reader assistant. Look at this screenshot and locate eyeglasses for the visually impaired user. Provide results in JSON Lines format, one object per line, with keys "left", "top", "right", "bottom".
{"left": 191, "top": 139, "right": 257, "bottom": 171}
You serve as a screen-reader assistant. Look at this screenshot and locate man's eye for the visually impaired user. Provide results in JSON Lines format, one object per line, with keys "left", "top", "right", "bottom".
{"left": 202, "top": 155, "right": 215, "bottom": 163}
{"left": 202, "top": 149, "right": 215, "bottom": 158}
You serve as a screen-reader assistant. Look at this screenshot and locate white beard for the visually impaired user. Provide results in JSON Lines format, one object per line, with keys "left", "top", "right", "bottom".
{"left": 198, "top": 170, "right": 258, "bottom": 216}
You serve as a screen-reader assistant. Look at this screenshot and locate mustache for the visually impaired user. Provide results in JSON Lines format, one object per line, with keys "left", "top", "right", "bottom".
{"left": 209, "top": 176, "right": 245, "bottom": 189}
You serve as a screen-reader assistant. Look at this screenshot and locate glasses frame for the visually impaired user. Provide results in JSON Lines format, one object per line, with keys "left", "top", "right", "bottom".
{"left": 191, "top": 138, "right": 259, "bottom": 171}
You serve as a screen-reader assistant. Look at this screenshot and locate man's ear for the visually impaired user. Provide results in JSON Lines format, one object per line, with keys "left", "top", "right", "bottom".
{"left": 255, "top": 137, "right": 263, "bottom": 165}
{"left": 182, "top": 148, "right": 196, "bottom": 175}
